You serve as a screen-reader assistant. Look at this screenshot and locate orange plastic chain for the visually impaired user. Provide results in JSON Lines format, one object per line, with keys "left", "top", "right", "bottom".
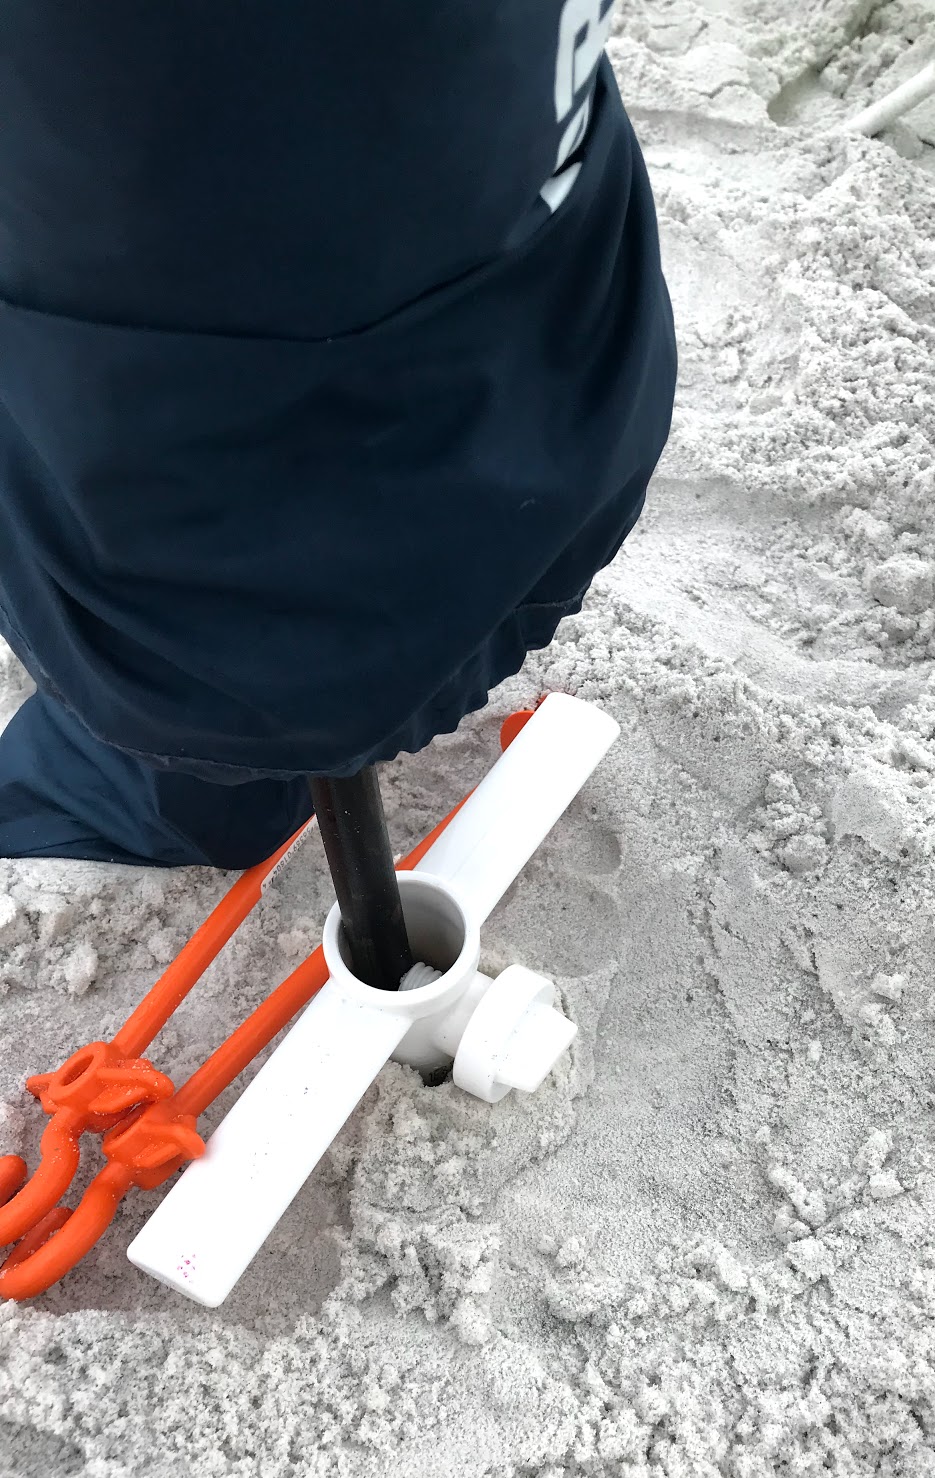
{"left": 0, "top": 711, "right": 535, "bottom": 1300}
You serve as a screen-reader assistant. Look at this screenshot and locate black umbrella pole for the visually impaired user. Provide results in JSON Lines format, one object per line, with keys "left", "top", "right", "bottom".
{"left": 309, "top": 768, "right": 415, "bottom": 991}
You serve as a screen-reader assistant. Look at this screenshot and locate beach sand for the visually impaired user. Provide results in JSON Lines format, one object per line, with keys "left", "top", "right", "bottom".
{"left": 2, "top": 3, "right": 935, "bottom": 1472}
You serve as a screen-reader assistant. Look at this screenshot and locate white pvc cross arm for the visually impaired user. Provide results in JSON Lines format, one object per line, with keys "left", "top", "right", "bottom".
{"left": 127, "top": 987, "right": 408, "bottom": 1306}
{"left": 415, "top": 692, "right": 620, "bottom": 924}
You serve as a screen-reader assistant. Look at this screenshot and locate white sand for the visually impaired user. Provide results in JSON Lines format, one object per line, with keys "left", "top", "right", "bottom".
{"left": 3, "top": 3, "right": 935, "bottom": 1473}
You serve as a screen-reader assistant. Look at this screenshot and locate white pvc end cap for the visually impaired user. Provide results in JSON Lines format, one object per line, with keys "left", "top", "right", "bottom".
{"left": 452, "top": 965, "right": 577, "bottom": 1104}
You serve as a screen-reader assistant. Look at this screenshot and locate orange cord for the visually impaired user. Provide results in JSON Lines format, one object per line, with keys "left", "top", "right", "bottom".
{"left": 113, "top": 821, "right": 317, "bottom": 1058}
{"left": 0, "top": 710, "right": 537, "bottom": 1299}
{"left": 0, "top": 824, "right": 311, "bottom": 1253}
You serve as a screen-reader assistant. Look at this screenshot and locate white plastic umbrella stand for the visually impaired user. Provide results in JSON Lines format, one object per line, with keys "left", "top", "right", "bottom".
{"left": 128, "top": 693, "right": 619, "bottom": 1306}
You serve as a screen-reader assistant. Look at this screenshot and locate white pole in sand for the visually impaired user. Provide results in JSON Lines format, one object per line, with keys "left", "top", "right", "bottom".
{"left": 839, "top": 60, "right": 935, "bottom": 137}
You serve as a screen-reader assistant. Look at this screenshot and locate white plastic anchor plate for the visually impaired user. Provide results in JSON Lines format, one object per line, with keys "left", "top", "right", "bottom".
{"left": 128, "top": 694, "right": 619, "bottom": 1305}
